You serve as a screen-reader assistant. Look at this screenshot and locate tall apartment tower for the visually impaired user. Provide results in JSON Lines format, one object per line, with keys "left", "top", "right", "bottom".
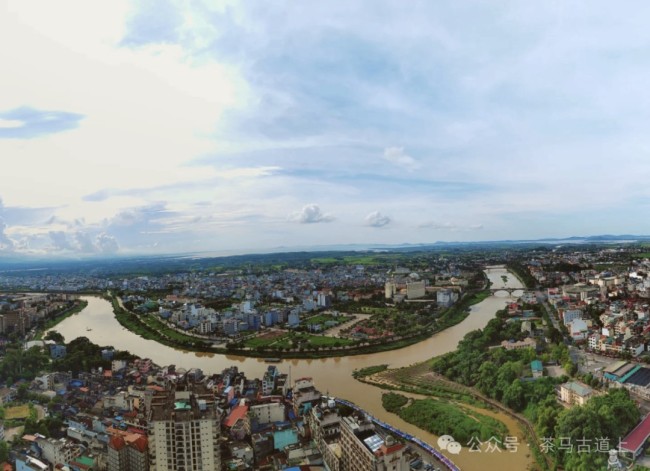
{"left": 340, "top": 415, "right": 409, "bottom": 471}
{"left": 148, "top": 383, "right": 222, "bottom": 471}
{"left": 108, "top": 434, "right": 149, "bottom": 471}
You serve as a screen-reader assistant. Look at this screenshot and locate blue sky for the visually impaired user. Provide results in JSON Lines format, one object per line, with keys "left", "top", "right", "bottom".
{"left": 2, "top": 0, "right": 650, "bottom": 257}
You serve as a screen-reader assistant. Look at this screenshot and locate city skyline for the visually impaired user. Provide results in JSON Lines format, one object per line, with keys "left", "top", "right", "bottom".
{"left": 3, "top": 1, "right": 650, "bottom": 258}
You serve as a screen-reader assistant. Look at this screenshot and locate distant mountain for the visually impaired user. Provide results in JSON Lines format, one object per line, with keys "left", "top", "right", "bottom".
{"left": 0, "top": 234, "right": 647, "bottom": 273}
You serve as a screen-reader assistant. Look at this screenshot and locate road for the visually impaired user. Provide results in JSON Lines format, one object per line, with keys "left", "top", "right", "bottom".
{"left": 535, "top": 291, "right": 561, "bottom": 331}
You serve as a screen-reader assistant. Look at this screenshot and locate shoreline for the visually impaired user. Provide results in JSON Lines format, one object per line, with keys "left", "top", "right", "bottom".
{"left": 103, "top": 289, "right": 490, "bottom": 360}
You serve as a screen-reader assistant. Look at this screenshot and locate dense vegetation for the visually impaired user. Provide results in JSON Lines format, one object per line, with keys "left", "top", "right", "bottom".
{"left": 552, "top": 389, "right": 639, "bottom": 470}
{"left": 0, "top": 333, "right": 136, "bottom": 384}
{"left": 0, "top": 346, "right": 51, "bottom": 386}
{"left": 505, "top": 261, "right": 537, "bottom": 288}
{"left": 430, "top": 308, "right": 640, "bottom": 469}
{"left": 382, "top": 392, "right": 508, "bottom": 445}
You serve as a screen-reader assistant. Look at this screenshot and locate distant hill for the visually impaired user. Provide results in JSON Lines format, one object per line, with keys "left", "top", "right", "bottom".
{"left": 0, "top": 234, "right": 647, "bottom": 275}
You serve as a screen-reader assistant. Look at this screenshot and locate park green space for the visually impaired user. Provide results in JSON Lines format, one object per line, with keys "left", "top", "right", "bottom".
{"left": 382, "top": 392, "right": 508, "bottom": 445}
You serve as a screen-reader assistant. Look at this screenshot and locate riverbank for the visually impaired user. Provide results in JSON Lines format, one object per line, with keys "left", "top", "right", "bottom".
{"left": 51, "top": 268, "right": 522, "bottom": 471}
{"left": 36, "top": 299, "right": 88, "bottom": 340}
{"left": 106, "top": 289, "right": 491, "bottom": 360}
{"left": 360, "top": 362, "right": 545, "bottom": 470}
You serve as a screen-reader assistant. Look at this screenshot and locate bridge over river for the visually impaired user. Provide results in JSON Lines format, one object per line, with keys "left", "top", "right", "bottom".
{"left": 487, "top": 287, "right": 526, "bottom": 295}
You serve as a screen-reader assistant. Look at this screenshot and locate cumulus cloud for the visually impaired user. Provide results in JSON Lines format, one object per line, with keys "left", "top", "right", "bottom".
{"left": 96, "top": 233, "right": 119, "bottom": 253}
{"left": 74, "top": 231, "right": 97, "bottom": 252}
{"left": 46, "top": 229, "right": 120, "bottom": 254}
{"left": 365, "top": 211, "right": 391, "bottom": 228}
{"left": 109, "top": 203, "right": 167, "bottom": 227}
{"left": 383, "top": 147, "right": 419, "bottom": 171}
{"left": 0, "top": 218, "right": 15, "bottom": 251}
{"left": 289, "top": 204, "right": 334, "bottom": 224}
{"left": 49, "top": 231, "right": 73, "bottom": 251}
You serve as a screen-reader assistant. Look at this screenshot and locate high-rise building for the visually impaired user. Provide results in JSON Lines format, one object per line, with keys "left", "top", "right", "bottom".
{"left": 148, "top": 383, "right": 222, "bottom": 471}
{"left": 385, "top": 281, "right": 397, "bottom": 299}
{"left": 340, "top": 415, "right": 409, "bottom": 471}
{"left": 108, "top": 434, "right": 149, "bottom": 471}
{"left": 406, "top": 281, "right": 426, "bottom": 299}
{"left": 292, "top": 377, "right": 320, "bottom": 415}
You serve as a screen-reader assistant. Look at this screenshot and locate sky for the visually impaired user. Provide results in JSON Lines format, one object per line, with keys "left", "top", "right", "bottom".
{"left": 2, "top": 1, "right": 650, "bottom": 258}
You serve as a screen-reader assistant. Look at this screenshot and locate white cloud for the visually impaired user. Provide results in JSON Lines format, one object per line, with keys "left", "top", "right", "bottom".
{"left": 5, "top": 2, "right": 650, "bottom": 255}
{"left": 289, "top": 204, "right": 334, "bottom": 224}
{"left": 0, "top": 218, "right": 15, "bottom": 252}
{"left": 365, "top": 211, "right": 391, "bottom": 228}
{"left": 96, "top": 233, "right": 119, "bottom": 253}
{"left": 382, "top": 147, "right": 419, "bottom": 171}
{"left": 0, "top": 1, "right": 248, "bottom": 214}
{"left": 49, "top": 231, "right": 73, "bottom": 251}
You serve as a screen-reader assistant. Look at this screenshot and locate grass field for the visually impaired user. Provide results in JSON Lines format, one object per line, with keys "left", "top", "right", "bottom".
{"left": 244, "top": 332, "right": 287, "bottom": 348}
{"left": 270, "top": 332, "right": 356, "bottom": 349}
{"left": 5, "top": 404, "right": 30, "bottom": 420}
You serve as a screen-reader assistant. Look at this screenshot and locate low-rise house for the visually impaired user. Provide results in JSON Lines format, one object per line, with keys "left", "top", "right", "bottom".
{"left": 559, "top": 381, "right": 593, "bottom": 406}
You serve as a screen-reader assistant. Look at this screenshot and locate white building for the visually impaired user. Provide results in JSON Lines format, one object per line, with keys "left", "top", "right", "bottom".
{"left": 559, "top": 381, "right": 593, "bottom": 406}
{"left": 250, "top": 402, "right": 285, "bottom": 425}
{"left": 437, "top": 289, "right": 458, "bottom": 308}
{"left": 197, "top": 319, "right": 213, "bottom": 335}
{"left": 340, "top": 416, "right": 409, "bottom": 471}
{"left": 384, "top": 281, "right": 396, "bottom": 299}
{"left": 562, "top": 309, "right": 582, "bottom": 326}
{"left": 149, "top": 386, "right": 221, "bottom": 471}
{"left": 406, "top": 281, "right": 426, "bottom": 300}
{"left": 36, "top": 437, "right": 82, "bottom": 468}
{"left": 568, "top": 319, "right": 589, "bottom": 341}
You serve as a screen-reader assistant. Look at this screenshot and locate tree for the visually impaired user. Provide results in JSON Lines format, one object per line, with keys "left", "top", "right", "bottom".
{"left": 502, "top": 380, "right": 525, "bottom": 411}
{"left": 16, "top": 383, "right": 29, "bottom": 401}
{"left": 0, "top": 441, "right": 8, "bottom": 463}
{"left": 44, "top": 330, "right": 64, "bottom": 343}
{"left": 554, "top": 389, "right": 639, "bottom": 470}
{"left": 564, "top": 361, "right": 578, "bottom": 376}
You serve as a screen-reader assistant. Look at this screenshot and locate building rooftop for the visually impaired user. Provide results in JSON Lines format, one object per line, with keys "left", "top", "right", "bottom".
{"left": 562, "top": 381, "right": 592, "bottom": 397}
{"left": 224, "top": 405, "right": 249, "bottom": 428}
{"left": 604, "top": 360, "right": 628, "bottom": 374}
{"left": 621, "top": 413, "right": 650, "bottom": 454}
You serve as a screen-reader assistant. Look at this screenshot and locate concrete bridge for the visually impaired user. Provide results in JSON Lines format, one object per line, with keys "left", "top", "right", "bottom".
{"left": 488, "top": 287, "right": 526, "bottom": 295}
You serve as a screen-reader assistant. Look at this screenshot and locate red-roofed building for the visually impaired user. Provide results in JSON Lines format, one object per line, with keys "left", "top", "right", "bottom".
{"left": 109, "top": 436, "right": 126, "bottom": 451}
{"left": 620, "top": 413, "right": 650, "bottom": 458}
{"left": 224, "top": 404, "right": 249, "bottom": 428}
{"left": 108, "top": 432, "right": 148, "bottom": 471}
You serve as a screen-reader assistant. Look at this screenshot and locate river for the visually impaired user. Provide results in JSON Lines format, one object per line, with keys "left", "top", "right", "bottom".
{"left": 52, "top": 267, "right": 532, "bottom": 470}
